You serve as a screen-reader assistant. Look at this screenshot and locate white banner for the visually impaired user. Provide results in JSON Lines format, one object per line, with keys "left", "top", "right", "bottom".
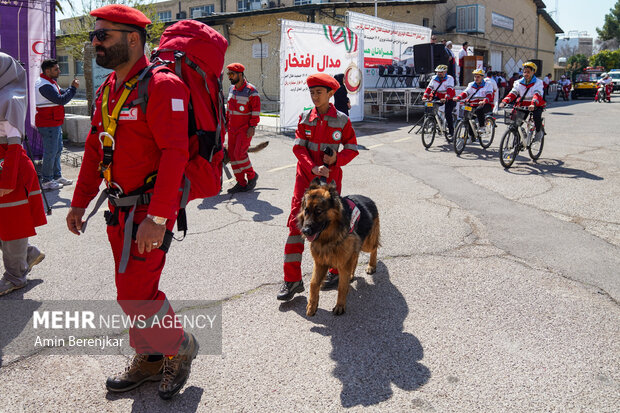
{"left": 346, "top": 11, "right": 431, "bottom": 89}
{"left": 28, "top": 0, "right": 53, "bottom": 129}
{"left": 280, "top": 20, "right": 364, "bottom": 129}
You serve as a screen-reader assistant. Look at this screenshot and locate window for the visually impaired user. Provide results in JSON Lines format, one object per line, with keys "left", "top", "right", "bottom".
{"left": 237, "top": 0, "right": 248, "bottom": 12}
{"left": 57, "top": 55, "right": 69, "bottom": 74}
{"left": 158, "top": 11, "right": 172, "bottom": 22}
{"left": 74, "top": 60, "right": 84, "bottom": 76}
{"left": 422, "top": 18, "right": 429, "bottom": 27}
{"left": 294, "top": 0, "right": 312, "bottom": 5}
{"left": 190, "top": 5, "right": 214, "bottom": 18}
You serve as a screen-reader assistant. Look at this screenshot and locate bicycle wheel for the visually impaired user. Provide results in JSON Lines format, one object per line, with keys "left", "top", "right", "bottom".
{"left": 421, "top": 117, "right": 436, "bottom": 148}
{"left": 479, "top": 117, "right": 496, "bottom": 149}
{"left": 528, "top": 128, "right": 545, "bottom": 160}
{"left": 453, "top": 122, "right": 467, "bottom": 156}
{"left": 499, "top": 129, "right": 519, "bottom": 168}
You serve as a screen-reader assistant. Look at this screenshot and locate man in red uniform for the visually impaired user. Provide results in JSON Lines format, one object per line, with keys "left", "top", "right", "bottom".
{"left": 0, "top": 52, "right": 47, "bottom": 296}
{"left": 226, "top": 63, "right": 260, "bottom": 193}
{"left": 65, "top": 4, "right": 198, "bottom": 400}
{"left": 277, "top": 73, "right": 359, "bottom": 300}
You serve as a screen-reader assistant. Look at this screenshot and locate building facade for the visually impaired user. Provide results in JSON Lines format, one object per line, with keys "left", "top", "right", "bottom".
{"left": 57, "top": 0, "right": 561, "bottom": 107}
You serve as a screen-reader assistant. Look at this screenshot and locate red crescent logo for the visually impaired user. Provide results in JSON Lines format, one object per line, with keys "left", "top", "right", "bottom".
{"left": 287, "top": 28, "right": 294, "bottom": 40}
{"left": 32, "top": 41, "right": 45, "bottom": 55}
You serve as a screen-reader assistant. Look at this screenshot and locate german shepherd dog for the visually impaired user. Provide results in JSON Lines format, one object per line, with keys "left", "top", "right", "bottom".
{"left": 298, "top": 178, "right": 380, "bottom": 316}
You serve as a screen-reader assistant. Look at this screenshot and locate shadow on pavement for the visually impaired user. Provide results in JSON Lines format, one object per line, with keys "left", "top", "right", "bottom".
{"left": 0, "top": 280, "right": 44, "bottom": 367}
{"left": 106, "top": 384, "right": 204, "bottom": 412}
{"left": 280, "top": 261, "right": 430, "bottom": 407}
{"left": 197, "top": 193, "right": 230, "bottom": 211}
{"left": 505, "top": 158, "right": 604, "bottom": 180}
{"left": 41, "top": 188, "right": 72, "bottom": 211}
{"left": 230, "top": 189, "right": 284, "bottom": 222}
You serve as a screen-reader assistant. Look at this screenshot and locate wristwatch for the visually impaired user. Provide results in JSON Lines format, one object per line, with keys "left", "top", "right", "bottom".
{"left": 147, "top": 214, "right": 167, "bottom": 225}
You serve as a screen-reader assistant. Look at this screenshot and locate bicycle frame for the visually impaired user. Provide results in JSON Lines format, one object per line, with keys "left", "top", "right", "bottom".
{"left": 507, "top": 108, "right": 536, "bottom": 148}
{"left": 424, "top": 100, "right": 449, "bottom": 135}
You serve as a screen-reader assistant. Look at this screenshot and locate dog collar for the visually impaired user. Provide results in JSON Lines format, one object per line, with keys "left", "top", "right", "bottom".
{"left": 345, "top": 198, "right": 360, "bottom": 233}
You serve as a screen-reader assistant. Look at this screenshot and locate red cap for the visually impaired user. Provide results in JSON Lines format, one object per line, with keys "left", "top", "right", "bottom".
{"left": 90, "top": 4, "right": 152, "bottom": 29}
{"left": 307, "top": 73, "right": 340, "bottom": 91}
{"left": 226, "top": 63, "right": 245, "bottom": 73}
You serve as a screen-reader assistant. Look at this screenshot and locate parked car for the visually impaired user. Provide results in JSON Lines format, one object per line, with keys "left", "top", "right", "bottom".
{"left": 609, "top": 69, "right": 620, "bottom": 92}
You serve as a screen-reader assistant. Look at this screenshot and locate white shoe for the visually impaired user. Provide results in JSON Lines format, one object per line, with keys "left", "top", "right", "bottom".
{"left": 478, "top": 127, "right": 486, "bottom": 134}
{"left": 55, "top": 177, "right": 73, "bottom": 185}
{"left": 42, "top": 181, "right": 62, "bottom": 190}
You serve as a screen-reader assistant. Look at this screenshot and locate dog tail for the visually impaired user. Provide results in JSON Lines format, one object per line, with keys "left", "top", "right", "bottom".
{"left": 248, "top": 141, "right": 269, "bottom": 153}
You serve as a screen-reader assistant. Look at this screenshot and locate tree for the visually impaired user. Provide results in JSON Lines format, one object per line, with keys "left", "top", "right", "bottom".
{"left": 596, "top": 0, "right": 620, "bottom": 41}
{"left": 589, "top": 49, "right": 620, "bottom": 70}
{"left": 566, "top": 54, "right": 589, "bottom": 77}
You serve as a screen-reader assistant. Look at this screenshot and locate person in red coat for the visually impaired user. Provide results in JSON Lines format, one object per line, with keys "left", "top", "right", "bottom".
{"left": 65, "top": 4, "right": 198, "bottom": 400}
{"left": 277, "top": 73, "right": 359, "bottom": 300}
{"left": 0, "top": 52, "right": 47, "bottom": 296}
{"left": 226, "top": 63, "right": 261, "bottom": 193}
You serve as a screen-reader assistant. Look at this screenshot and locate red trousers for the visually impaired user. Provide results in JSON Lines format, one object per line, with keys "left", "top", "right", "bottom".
{"left": 283, "top": 174, "right": 341, "bottom": 282}
{"left": 228, "top": 127, "right": 256, "bottom": 186}
{"left": 108, "top": 206, "right": 184, "bottom": 355}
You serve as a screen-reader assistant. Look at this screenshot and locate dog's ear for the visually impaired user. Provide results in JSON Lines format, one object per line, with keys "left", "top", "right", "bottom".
{"left": 327, "top": 183, "right": 340, "bottom": 207}
{"left": 310, "top": 177, "right": 322, "bottom": 188}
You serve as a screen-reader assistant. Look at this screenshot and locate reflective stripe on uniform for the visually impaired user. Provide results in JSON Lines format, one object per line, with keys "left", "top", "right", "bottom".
{"left": 294, "top": 138, "right": 308, "bottom": 147}
{"left": 0, "top": 199, "right": 29, "bottom": 208}
{"left": 229, "top": 110, "right": 251, "bottom": 116}
{"left": 135, "top": 298, "right": 171, "bottom": 329}
{"left": 230, "top": 158, "right": 249, "bottom": 166}
{"left": 286, "top": 235, "right": 304, "bottom": 244}
{"left": 251, "top": 111, "right": 260, "bottom": 116}
{"left": 0, "top": 136, "right": 22, "bottom": 145}
{"left": 343, "top": 144, "right": 358, "bottom": 151}
{"left": 233, "top": 164, "right": 252, "bottom": 174}
{"left": 28, "top": 190, "right": 42, "bottom": 197}
{"left": 284, "top": 253, "right": 303, "bottom": 263}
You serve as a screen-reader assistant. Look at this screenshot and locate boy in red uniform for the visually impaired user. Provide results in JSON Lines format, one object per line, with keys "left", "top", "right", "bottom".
{"left": 0, "top": 52, "right": 47, "bottom": 296}
{"left": 277, "top": 73, "right": 359, "bottom": 301}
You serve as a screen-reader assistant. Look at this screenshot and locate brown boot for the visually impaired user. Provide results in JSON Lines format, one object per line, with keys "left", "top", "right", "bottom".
{"left": 158, "top": 332, "right": 199, "bottom": 400}
{"left": 106, "top": 354, "right": 163, "bottom": 392}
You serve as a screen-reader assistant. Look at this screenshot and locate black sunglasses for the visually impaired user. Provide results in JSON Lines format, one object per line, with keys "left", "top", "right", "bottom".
{"left": 88, "top": 28, "right": 136, "bottom": 42}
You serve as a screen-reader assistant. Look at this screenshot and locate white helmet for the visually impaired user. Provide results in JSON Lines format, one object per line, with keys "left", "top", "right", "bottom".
{"left": 561, "top": 75, "right": 566, "bottom": 79}
{"left": 601, "top": 73, "right": 608, "bottom": 78}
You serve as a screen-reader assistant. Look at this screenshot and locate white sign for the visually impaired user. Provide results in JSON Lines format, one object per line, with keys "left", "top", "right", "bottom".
{"left": 346, "top": 11, "right": 431, "bottom": 89}
{"left": 280, "top": 20, "right": 364, "bottom": 128}
{"left": 252, "top": 43, "right": 268, "bottom": 59}
{"left": 491, "top": 12, "right": 514, "bottom": 31}
{"left": 92, "top": 59, "right": 113, "bottom": 94}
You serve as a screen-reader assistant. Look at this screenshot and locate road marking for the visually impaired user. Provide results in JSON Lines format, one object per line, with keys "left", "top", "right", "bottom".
{"left": 393, "top": 137, "right": 412, "bottom": 142}
{"left": 367, "top": 144, "right": 384, "bottom": 149}
{"left": 267, "top": 163, "right": 296, "bottom": 173}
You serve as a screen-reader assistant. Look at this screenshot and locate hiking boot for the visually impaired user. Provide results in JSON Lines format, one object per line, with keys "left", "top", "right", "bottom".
{"left": 276, "top": 280, "right": 304, "bottom": 301}
{"left": 245, "top": 173, "right": 259, "bottom": 191}
{"left": 158, "top": 332, "right": 199, "bottom": 400}
{"left": 41, "top": 180, "right": 62, "bottom": 190}
{"left": 106, "top": 354, "right": 163, "bottom": 392}
{"left": 0, "top": 278, "right": 26, "bottom": 297}
{"left": 322, "top": 270, "right": 339, "bottom": 290}
{"left": 227, "top": 182, "right": 247, "bottom": 194}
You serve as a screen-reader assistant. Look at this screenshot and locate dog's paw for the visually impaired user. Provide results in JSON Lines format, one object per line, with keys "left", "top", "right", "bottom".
{"left": 306, "top": 303, "right": 317, "bottom": 317}
{"left": 332, "top": 304, "right": 346, "bottom": 315}
{"left": 366, "top": 265, "right": 376, "bottom": 274}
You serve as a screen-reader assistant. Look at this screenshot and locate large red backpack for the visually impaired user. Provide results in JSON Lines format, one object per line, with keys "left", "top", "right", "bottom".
{"left": 133, "top": 20, "right": 228, "bottom": 203}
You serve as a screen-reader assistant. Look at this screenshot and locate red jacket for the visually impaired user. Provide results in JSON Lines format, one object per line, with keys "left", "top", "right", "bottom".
{"left": 226, "top": 79, "right": 260, "bottom": 130}
{"left": 72, "top": 56, "right": 190, "bottom": 220}
{"left": 293, "top": 104, "right": 358, "bottom": 184}
{"left": 0, "top": 142, "right": 46, "bottom": 240}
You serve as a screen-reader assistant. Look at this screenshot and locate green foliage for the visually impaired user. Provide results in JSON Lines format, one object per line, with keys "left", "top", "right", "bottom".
{"left": 566, "top": 54, "right": 589, "bottom": 77}
{"left": 596, "top": 0, "right": 620, "bottom": 41}
{"left": 589, "top": 49, "right": 620, "bottom": 71}
{"left": 57, "top": 0, "right": 164, "bottom": 60}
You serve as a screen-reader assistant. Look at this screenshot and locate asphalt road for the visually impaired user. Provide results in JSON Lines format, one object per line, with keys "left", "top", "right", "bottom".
{"left": 0, "top": 95, "right": 618, "bottom": 412}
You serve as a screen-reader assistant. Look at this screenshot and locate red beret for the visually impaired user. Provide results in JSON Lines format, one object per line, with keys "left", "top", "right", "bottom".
{"left": 226, "top": 63, "right": 245, "bottom": 73}
{"left": 307, "top": 73, "right": 340, "bottom": 91}
{"left": 91, "top": 5, "right": 151, "bottom": 29}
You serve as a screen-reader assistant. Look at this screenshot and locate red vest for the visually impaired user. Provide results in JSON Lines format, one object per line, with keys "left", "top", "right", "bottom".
{"left": 34, "top": 74, "right": 65, "bottom": 127}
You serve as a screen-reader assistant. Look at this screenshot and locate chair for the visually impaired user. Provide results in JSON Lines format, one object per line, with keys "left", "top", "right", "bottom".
{"left": 394, "top": 65, "right": 405, "bottom": 87}
{"left": 375, "top": 65, "right": 387, "bottom": 88}
{"left": 386, "top": 64, "right": 396, "bottom": 87}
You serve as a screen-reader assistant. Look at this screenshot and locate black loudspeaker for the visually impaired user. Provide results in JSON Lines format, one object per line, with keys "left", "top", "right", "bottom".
{"left": 414, "top": 43, "right": 451, "bottom": 74}
{"left": 413, "top": 44, "right": 433, "bottom": 74}
{"left": 529, "top": 59, "right": 542, "bottom": 77}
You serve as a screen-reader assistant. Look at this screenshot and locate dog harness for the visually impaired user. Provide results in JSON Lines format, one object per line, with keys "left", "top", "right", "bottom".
{"left": 344, "top": 197, "right": 361, "bottom": 234}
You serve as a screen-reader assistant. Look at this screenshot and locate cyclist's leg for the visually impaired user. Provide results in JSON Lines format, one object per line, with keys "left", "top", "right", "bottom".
{"left": 445, "top": 100, "right": 455, "bottom": 135}
{"left": 532, "top": 108, "right": 543, "bottom": 132}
